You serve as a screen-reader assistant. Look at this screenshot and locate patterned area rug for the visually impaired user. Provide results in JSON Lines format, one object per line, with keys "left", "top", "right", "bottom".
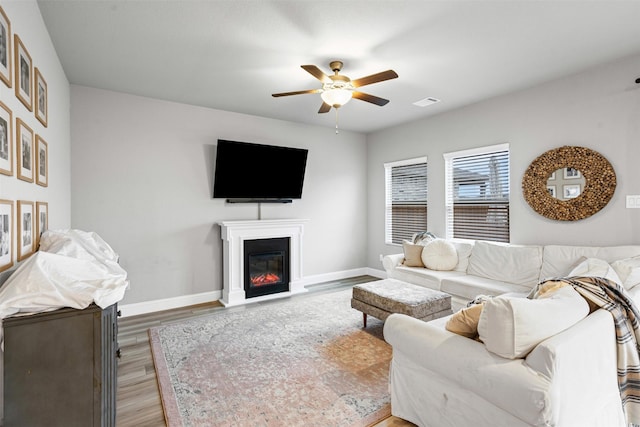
{"left": 149, "top": 288, "right": 392, "bottom": 427}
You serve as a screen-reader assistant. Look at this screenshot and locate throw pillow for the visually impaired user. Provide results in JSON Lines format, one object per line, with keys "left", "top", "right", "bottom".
{"left": 477, "top": 286, "right": 589, "bottom": 359}
{"left": 402, "top": 240, "right": 425, "bottom": 267}
{"left": 611, "top": 256, "right": 640, "bottom": 290}
{"left": 412, "top": 231, "right": 436, "bottom": 245}
{"left": 628, "top": 286, "right": 640, "bottom": 306}
{"left": 421, "top": 239, "right": 458, "bottom": 271}
{"left": 445, "top": 303, "right": 484, "bottom": 339}
{"left": 451, "top": 241, "right": 474, "bottom": 272}
{"left": 568, "top": 257, "right": 622, "bottom": 285}
{"left": 531, "top": 280, "right": 570, "bottom": 299}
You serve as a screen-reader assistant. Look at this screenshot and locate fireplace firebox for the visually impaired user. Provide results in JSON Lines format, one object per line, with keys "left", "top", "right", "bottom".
{"left": 244, "top": 237, "right": 290, "bottom": 299}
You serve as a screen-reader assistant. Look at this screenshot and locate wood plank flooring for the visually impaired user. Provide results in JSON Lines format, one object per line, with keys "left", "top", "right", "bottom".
{"left": 115, "top": 275, "right": 416, "bottom": 426}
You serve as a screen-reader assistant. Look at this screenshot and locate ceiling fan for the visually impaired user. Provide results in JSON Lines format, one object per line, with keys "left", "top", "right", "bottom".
{"left": 272, "top": 60, "right": 398, "bottom": 113}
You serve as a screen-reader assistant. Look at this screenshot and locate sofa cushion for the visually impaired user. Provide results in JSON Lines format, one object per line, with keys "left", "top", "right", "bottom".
{"left": 611, "top": 256, "right": 640, "bottom": 290}
{"left": 441, "top": 274, "right": 531, "bottom": 302}
{"left": 477, "top": 286, "right": 589, "bottom": 359}
{"left": 539, "top": 245, "right": 640, "bottom": 281}
{"left": 421, "top": 239, "right": 458, "bottom": 271}
{"left": 467, "top": 241, "right": 543, "bottom": 286}
{"left": 402, "top": 240, "right": 425, "bottom": 267}
{"left": 393, "top": 265, "right": 466, "bottom": 291}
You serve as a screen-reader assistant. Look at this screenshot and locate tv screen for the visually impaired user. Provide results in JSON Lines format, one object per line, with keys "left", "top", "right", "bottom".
{"left": 213, "top": 139, "right": 309, "bottom": 202}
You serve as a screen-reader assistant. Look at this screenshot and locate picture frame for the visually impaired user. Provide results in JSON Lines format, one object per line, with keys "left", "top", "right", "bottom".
{"left": 547, "top": 185, "right": 556, "bottom": 198}
{"left": 0, "top": 100, "right": 13, "bottom": 176}
{"left": 16, "top": 118, "right": 33, "bottom": 182}
{"left": 35, "top": 67, "right": 47, "bottom": 127}
{"left": 17, "top": 200, "right": 33, "bottom": 261}
{"left": 35, "top": 134, "right": 47, "bottom": 187}
{"left": 563, "top": 184, "right": 581, "bottom": 199}
{"left": 547, "top": 171, "right": 555, "bottom": 181}
{"left": 0, "top": 199, "right": 13, "bottom": 272}
{"left": 0, "top": 6, "right": 11, "bottom": 88}
{"left": 14, "top": 34, "right": 32, "bottom": 111}
{"left": 35, "top": 201, "right": 47, "bottom": 250}
{"left": 563, "top": 167, "right": 581, "bottom": 179}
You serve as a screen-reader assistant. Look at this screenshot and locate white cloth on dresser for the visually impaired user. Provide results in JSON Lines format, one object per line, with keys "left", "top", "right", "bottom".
{"left": 0, "top": 229, "right": 129, "bottom": 322}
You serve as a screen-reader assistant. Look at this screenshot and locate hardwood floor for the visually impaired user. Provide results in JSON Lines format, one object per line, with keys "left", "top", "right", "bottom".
{"left": 115, "top": 275, "right": 416, "bottom": 426}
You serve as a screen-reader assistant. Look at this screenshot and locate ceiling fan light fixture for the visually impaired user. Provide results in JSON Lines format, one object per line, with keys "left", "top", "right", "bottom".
{"left": 321, "top": 88, "right": 353, "bottom": 108}
{"left": 272, "top": 60, "right": 398, "bottom": 119}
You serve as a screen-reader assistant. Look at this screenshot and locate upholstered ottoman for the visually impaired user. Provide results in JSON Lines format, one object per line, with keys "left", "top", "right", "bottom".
{"left": 351, "top": 279, "right": 452, "bottom": 327}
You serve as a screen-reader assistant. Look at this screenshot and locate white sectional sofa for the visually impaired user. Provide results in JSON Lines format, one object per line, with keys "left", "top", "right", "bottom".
{"left": 382, "top": 240, "right": 640, "bottom": 310}
{"left": 381, "top": 240, "right": 640, "bottom": 427}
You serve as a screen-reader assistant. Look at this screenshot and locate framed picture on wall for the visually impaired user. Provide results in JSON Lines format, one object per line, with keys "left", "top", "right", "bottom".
{"left": 0, "top": 6, "right": 11, "bottom": 88}
{"left": 564, "top": 167, "right": 581, "bottom": 179}
{"left": 563, "top": 184, "right": 581, "bottom": 199}
{"left": 14, "top": 34, "right": 32, "bottom": 111}
{"left": 16, "top": 118, "right": 33, "bottom": 182}
{"left": 0, "top": 199, "right": 13, "bottom": 272}
{"left": 17, "top": 200, "right": 33, "bottom": 261}
{"left": 0, "top": 100, "right": 13, "bottom": 176}
{"left": 35, "top": 201, "right": 47, "bottom": 249}
{"left": 35, "top": 135, "right": 47, "bottom": 186}
{"left": 547, "top": 185, "right": 556, "bottom": 198}
{"left": 35, "top": 67, "right": 47, "bottom": 127}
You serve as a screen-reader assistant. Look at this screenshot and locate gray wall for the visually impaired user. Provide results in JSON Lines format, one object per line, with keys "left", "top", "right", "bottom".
{"left": 70, "top": 86, "right": 369, "bottom": 307}
{"left": 367, "top": 52, "right": 640, "bottom": 267}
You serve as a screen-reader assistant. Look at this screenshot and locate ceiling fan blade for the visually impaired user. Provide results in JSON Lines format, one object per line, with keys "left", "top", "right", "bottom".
{"left": 352, "top": 91, "right": 390, "bottom": 106}
{"left": 351, "top": 70, "right": 398, "bottom": 88}
{"left": 272, "top": 89, "right": 321, "bottom": 97}
{"left": 301, "top": 65, "right": 332, "bottom": 84}
{"left": 318, "top": 102, "right": 332, "bottom": 113}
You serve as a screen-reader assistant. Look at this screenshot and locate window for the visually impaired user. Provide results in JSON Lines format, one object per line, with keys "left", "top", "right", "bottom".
{"left": 444, "top": 144, "right": 510, "bottom": 242}
{"left": 384, "top": 157, "right": 427, "bottom": 245}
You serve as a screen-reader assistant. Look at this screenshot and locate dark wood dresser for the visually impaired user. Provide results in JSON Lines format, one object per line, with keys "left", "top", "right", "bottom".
{"left": 3, "top": 303, "right": 119, "bottom": 426}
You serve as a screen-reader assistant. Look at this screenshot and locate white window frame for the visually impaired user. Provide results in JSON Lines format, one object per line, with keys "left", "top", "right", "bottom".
{"left": 384, "top": 156, "right": 428, "bottom": 245}
{"left": 443, "top": 143, "right": 510, "bottom": 242}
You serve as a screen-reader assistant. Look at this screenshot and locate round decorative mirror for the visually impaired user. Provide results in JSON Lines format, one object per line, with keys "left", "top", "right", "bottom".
{"left": 545, "top": 167, "right": 586, "bottom": 200}
{"left": 522, "top": 146, "right": 616, "bottom": 221}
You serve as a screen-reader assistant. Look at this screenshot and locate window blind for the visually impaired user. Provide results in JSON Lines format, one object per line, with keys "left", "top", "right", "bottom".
{"left": 444, "top": 144, "right": 510, "bottom": 243}
{"left": 384, "top": 157, "right": 427, "bottom": 245}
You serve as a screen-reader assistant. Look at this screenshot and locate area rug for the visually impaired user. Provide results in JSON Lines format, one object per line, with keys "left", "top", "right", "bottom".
{"left": 149, "top": 288, "right": 392, "bottom": 427}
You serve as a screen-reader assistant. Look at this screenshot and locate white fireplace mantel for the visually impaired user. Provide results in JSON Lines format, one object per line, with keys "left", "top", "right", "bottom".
{"left": 219, "top": 219, "right": 309, "bottom": 306}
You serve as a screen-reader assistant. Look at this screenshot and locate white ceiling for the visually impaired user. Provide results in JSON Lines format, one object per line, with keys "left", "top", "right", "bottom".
{"left": 37, "top": 0, "right": 640, "bottom": 134}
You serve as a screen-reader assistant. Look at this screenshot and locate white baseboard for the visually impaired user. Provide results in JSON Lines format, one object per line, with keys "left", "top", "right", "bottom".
{"left": 366, "top": 267, "right": 387, "bottom": 279}
{"left": 119, "top": 291, "right": 222, "bottom": 317}
{"left": 296, "top": 267, "right": 386, "bottom": 286}
{"left": 118, "top": 268, "right": 387, "bottom": 318}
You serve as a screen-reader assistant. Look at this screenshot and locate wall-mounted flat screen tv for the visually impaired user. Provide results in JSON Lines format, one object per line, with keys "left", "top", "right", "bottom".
{"left": 213, "top": 139, "right": 309, "bottom": 203}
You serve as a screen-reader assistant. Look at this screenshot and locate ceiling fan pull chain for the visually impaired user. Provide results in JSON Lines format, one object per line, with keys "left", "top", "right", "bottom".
{"left": 335, "top": 108, "right": 339, "bottom": 134}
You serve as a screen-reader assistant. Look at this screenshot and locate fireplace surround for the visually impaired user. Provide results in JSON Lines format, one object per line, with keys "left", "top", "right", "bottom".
{"left": 219, "top": 219, "right": 308, "bottom": 306}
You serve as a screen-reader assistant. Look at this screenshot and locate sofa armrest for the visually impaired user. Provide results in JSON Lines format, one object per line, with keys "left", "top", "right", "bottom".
{"left": 382, "top": 253, "right": 405, "bottom": 272}
{"left": 383, "top": 313, "right": 552, "bottom": 425}
{"left": 525, "top": 308, "right": 624, "bottom": 426}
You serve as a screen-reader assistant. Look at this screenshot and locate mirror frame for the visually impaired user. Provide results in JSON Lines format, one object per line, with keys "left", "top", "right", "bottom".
{"left": 522, "top": 146, "right": 616, "bottom": 221}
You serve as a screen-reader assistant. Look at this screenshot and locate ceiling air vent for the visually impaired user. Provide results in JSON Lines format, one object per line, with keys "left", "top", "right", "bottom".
{"left": 413, "top": 97, "right": 440, "bottom": 107}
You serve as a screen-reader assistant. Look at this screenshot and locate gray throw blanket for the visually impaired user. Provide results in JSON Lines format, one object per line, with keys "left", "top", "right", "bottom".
{"left": 531, "top": 276, "right": 640, "bottom": 426}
